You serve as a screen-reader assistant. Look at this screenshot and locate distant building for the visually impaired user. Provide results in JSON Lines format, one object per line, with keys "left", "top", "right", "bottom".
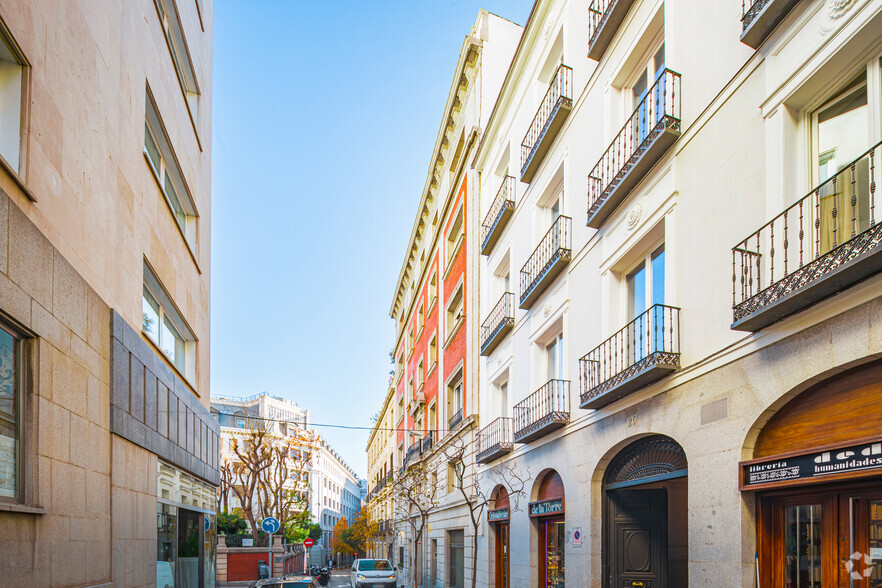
{"left": 212, "top": 393, "right": 361, "bottom": 566}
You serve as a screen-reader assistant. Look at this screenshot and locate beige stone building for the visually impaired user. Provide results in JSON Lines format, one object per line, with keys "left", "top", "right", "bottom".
{"left": 469, "top": 0, "right": 882, "bottom": 587}
{"left": 0, "top": 1, "right": 217, "bottom": 587}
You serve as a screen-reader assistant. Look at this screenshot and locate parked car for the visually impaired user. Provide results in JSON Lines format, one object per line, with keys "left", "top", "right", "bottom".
{"left": 251, "top": 575, "right": 318, "bottom": 588}
{"left": 156, "top": 561, "right": 174, "bottom": 588}
{"left": 350, "top": 559, "right": 397, "bottom": 588}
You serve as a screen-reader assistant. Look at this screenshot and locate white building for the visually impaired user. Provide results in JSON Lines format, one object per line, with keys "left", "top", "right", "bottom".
{"left": 212, "top": 393, "right": 362, "bottom": 565}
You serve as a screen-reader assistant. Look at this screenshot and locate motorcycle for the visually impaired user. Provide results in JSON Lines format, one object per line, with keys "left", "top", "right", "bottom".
{"left": 313, "top": 568, "right": 331, "bottom": 586}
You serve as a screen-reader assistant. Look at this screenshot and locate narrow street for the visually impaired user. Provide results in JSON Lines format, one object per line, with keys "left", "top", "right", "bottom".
{"left": 329, "top": 568, "right": 350, "bottom": 588}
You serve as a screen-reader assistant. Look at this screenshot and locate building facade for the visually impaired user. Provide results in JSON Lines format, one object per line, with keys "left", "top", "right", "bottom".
{"left": 0, "top": 1, "right": 216, "bottom": 587}
{"left": 213, "top": 393, "right": 361, "bottom": 567}
{"left": 471, "top": 0, "right": 882, "bottom": 587}
{"left": 365, "top": 10, "right": 522, "bottom": 588}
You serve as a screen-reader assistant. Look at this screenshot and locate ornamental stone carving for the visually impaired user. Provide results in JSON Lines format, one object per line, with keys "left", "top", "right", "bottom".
{"left": 626, "top": 203, "right": 643, "bottom": 231}
{"left": 828, "top": 0, "right": 856, "bottom": 19}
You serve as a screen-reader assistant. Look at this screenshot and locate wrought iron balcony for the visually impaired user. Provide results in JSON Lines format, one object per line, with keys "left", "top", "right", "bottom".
{"left": 740, "top": 0, "right": 801, "bottom": 49}
{"left": 476, "top": 417, "right": 514, "bottom": 464}
{"left": 448, "top": 408, "right": 463, "bottom": 432}
{"left": 521, "top": 65, "right": 573, "bottom": 183}
{"left": 732, "top": 141, "right": 882, "bottom": 332}
{"left": 587, "top": 69, "right": 681, "bottom": 228}
{"left": 580, "top": 304, "right": 681, "bottom": 410}
{"left": 481, "top": 292, "right": 515, "bottom": 356}
{"left": 587, "top": 0, "right": 637, "bottom": 61}
{"left": 520, "top": 216, "right": 572, "bottom": 310}
{"left": 404, "top": 439, "right": 422, "bottom": 466}
{"left": 513, "top": 380, "right": 570, "bottom": 443}
{"left": 421, "top": 430, "right": 435, "bottom": 453}
{"left": 482, "top": 176, "right": 516, "bottom": 255}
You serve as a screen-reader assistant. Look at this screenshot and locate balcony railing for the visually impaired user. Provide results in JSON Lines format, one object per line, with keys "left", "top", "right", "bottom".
{"left": 580, "top": 304, "right": 681, "bottom": 409}
{"left": 476, "top": 417, "right": 514, "bottom": 464}
{"left": 520, "top": 216, "right": 572, "bottom": 310}
{"left": 482, "top": 176, "right": 516, "bottom": 255}
{"left": 513, "top": 380, "right": 570, "bottom": 443}
{"left": 481, "top": 292, "right": 515, "bottom": 356}
{"left": 741, "top": 0, "right": 801, "bottom": 49}
{"left": 421, "top": 430, "right": 435, "bottom": 453}
{"left": 521, "top": 65, "right": 573, "bottom": 183}
{"left": 587, "top": 69, "right": 681, "bottom": 228}
{"left": 404, "top": 439, "right": 422, "bottom": 466}
{"left": 448, "top": 408, "right": 463, "bottom": 432}
{"left": 732, "top": 141, "right": 882, "bottom": 332}
{"left": 587, "top": 0, "right": 637, "bottom": 61}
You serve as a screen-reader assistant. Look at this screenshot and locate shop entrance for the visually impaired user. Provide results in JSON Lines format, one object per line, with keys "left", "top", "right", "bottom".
{"left": 531, "top": 470, "right": 566, "bottom": 588}
{"left": 603, "top": 435, "right": 688, "bottom": 588}
{"left": 489, "top": 485, "right": 511, "bottom": 588}
{"left": 758, "top": 483, "right": 882, "bottom": 586}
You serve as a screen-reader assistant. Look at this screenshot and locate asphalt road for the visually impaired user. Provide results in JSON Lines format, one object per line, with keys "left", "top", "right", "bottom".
{"left": 329, "top": 568, "right": 350, "bottom": 588}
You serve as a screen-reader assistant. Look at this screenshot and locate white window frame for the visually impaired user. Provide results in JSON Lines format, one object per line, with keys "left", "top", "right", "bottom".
{"left": 153, "top": 0, "right": 201, "bottom": 128}
{"left": 0, "top": 18, "right": 28, "bottom": 180}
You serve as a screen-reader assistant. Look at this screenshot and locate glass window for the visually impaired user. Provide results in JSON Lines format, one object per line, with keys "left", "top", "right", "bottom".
{"left": 0, "top": 325, "right": 19, "bottom": 499}
{"left": 154, "top": 0, "right": 200, "bottom": 122}
{"left": 546, "top": 520, "right": 565, "bottom": 588}
{"left": 143, "top": 264, "right": 195, "bottom": 379}
{"left": 545, "top": 334, "right": 564, "bottom": 382}
{"left": 0, "top": 32, "right": 25, "bottom": 171}
{"left": 448, "top": 530, "right": 465, "bottom": 588}
{"left": 783, "top": 504, "right": 822, "bottom": 587}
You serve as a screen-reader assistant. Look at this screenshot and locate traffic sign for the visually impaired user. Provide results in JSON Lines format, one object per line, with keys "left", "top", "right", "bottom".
{"left": 304, "top": 538, "right": 314, "bottom": 548}
{"left": 261, "top": 517, "right": 281, "bottom": 534}
{"left": 204, "top": 516, "right": 212, "bottom": 533}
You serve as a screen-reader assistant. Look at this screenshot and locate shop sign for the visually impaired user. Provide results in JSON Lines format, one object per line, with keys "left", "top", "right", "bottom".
{"left": 488, "top": 507, "right": 510, "bottom": 522}
{"left": 741, "top": 438, "right": 882, "bottom": 490}
{"left": 529, "top": 499, "right": 563, "bottom": 517}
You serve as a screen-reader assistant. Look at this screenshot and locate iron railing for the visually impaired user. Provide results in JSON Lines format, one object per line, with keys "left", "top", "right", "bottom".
{"left": 742, "top": 0, "right": 772, "bottom": 29}
{"left": 521, "top": 65, "right": 573, "bottom": 177}
{"left": 404, "top": 439, "right": 422, "bottom": 465}
{"left": 579, "top": 305, "right": 680, "bottom": 403}
{"left": 476, "top": 417, "right": 514, "bottom": 462}
{"left": 587, "top": 69, "right": 681, "bottom": 220}
{"left": 520, "top": 216, "right": 572, "bottom": 306}
{"left": 481, "top": 293, "right": 515, "bottom": 351}
{"left": 587, "top": 0, "right": 618, "bottom": 48}
{"left": 513, "top": 380, "right": 570, "bottom": 440}
{"left": 421, "top": 430, "right": 435, "bottom": 453}
{"left": 482, "top": 176, "right": 516, "bottom": 250}
{"left": 732, "top": 141, "right": 881, "bottom": 324}
{"left": 448, "top": 408, "right": 463, "bottom": 432}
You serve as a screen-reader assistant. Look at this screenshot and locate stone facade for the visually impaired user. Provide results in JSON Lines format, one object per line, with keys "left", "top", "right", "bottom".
{"left": 0, "top": 0, "right": 214, "bottom": 586}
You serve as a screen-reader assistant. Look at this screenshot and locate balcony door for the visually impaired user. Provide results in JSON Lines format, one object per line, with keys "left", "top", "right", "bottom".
{"left": 812, "top": 75, "right": 870, "bottom": 254}
{"left": 627, "top": 246, "right": 665, "bottom": 361}
{"left": 631, "top": 44, "right": 666, "bottom": 148}
{"left": 546, "top": 333, "right": 564, "bottom": 382}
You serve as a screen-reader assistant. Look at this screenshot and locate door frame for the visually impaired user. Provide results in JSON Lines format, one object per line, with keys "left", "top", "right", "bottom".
{"left": 605, "top": 488, "right": 668, "bottom": 588}
{"left": 494, "top": 521, "right": 510, "bottom": 588}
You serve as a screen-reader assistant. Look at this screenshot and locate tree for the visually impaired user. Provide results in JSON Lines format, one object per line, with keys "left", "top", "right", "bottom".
{"left": 219, "top": 424, "right": 316, "bottom": 545}
{"left": 439, "top": 438, "right": 529, "bottom": 588}
{"left": 331, "top": 517, "right": 352, "bottom": 557}
{"left": 217, "top": 508, "right": 248, "bottom": 536}
{"left": 345, "top": 508, "right": 379, "bottom": 556}
{"left": 390, "top": 459, "right": 440, "bottom": 587}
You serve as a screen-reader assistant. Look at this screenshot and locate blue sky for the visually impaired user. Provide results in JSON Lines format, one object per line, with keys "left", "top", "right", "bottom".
{"left": 210, "top": 1, "right": 534, "bottom": 477}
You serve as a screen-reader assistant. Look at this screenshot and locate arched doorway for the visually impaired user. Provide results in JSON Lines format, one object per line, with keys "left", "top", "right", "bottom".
{"left": 603, "top": 435, "right": 688, "bottom": 588}
{"left": 531, "top": 470, "right": 565, "bottom": 588}
{"left": 742, "top": 359, "right": 882, "bottom": 586}
{"left": 488, "top": 485, "right": 510, "bottom": 588}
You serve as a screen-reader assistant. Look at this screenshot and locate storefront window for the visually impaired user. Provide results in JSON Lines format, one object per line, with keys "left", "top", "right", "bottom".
{"left": 448, "top": 530, "right": 465, "bottom": 588}
{"left": 546, "top": 520, "right": 565, "bottom": 588}
{"left": 784, "top": 504, "right": 821, "bottom": 588}
{"left": 868, "top": 501, "right": 882, "bottom": 587}
{"left": 157, "top": 503, "right": 177, "bottom": 588}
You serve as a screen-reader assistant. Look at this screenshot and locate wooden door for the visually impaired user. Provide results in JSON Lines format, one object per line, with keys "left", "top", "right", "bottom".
{"left": 608, "top": 489, "right": 667, "bottom": 588}
{"left": 538, "top": 516, "right": 565, "bottom": 588}
{"left": 495, "top": 523, "right": 509, "bottom": 588}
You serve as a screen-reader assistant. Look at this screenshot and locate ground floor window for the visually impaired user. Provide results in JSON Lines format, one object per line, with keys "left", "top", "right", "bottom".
{"left": 542, "top": 518, "right": 565, "bottom": 588}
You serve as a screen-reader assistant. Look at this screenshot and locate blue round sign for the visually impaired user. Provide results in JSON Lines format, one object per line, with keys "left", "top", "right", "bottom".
{"left": 261, "top": 517, "right": 281, "bottom": 534}
{"left": 204, "top": 516, "right": 211, "bottom": 533}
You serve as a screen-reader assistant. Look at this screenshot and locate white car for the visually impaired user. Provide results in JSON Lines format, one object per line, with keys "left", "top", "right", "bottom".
{"left": 350, "top": 559, "right": 397, "bottom": 588}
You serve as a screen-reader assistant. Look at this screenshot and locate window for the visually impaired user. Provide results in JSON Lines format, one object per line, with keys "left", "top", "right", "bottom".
{"left": 446, "top": 285, "right": 464, "bottom": 338}
{"left": 236, "top": 419, "right": 245, "bottom": 428}
{"left": 0, "top": 322, "right": 24, "bottom": 500}
{"left": 0, "top": 22, "right": 26, "bottom": 174}
{"left": 408, "top": 327, "right": 415, "bottom": 357}
{"left": 545, "top": 333, "right": 564, "bottom": 381}
{"left": 154, "top": 0, "right": 200, "bottom": 123}
{"left": 142, "top": 263, "right": 196, "bottom": 379}
{"left": 446, "top": 205, "right": 465, "bottom": 264}
{"left": 498, "top": 381, "right": 509, "bottom": 419}
{"left": 417, "top": 360, "right": 424, "bottom": 389}
{"left": 145, "top": 93, "right": 198, "bottom": 253}
{"left": 627, "top": 245, "right": 665, "bottom": 359}
{"left": 448, "top": 461, "right": 463, "bottom": 493}
{"left": 417, "top": 303, "right": 424, "bottom": 335}
{"left": 629, "top": 43, "right": 666, "bottom": 146}
{"left": 428, "top": 334, "right": 437, "bottom": 368}
{"left": 429, "top": 271, "right": 437, "bottom": 309}
{"left": 447, "top": 372, "right": 463, "bottom": 422}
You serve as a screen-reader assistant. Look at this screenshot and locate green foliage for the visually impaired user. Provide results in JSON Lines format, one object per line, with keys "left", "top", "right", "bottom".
{"left": 217, "top": 509, "right": 248, "bottom": 536}
{"left": 283, "top": 520, "right": 323, "bottom": 544}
